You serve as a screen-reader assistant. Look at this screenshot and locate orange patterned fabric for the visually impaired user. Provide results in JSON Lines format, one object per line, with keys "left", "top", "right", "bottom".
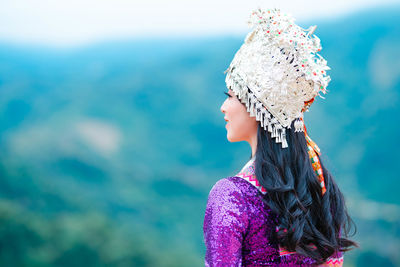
{"left": 303, "top": 120, "right": 327, "bottom": 196}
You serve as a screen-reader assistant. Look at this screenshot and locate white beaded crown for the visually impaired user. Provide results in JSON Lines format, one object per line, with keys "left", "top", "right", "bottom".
{"left": 225, "top": 8, "right": 331, "bottom": 148}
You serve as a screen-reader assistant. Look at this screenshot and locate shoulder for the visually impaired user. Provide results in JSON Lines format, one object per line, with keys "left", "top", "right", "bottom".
{"left": 206, "top": 177, "right": 261, "bottom": 213}
{"left": 205, "top": 177, "right": 252, "bottom": 229}
{"left": 208, "top": 176, "right": 257, "bottom": 199}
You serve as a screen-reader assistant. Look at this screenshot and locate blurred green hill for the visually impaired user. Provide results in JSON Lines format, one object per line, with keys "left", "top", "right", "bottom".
{"left": 0, "top": 5, "right": 399, "bottom": 267}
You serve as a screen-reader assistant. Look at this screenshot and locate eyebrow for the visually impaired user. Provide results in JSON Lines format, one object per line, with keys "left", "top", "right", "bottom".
{"left": 224, "top": 91, "right": 231, "bottom": 97}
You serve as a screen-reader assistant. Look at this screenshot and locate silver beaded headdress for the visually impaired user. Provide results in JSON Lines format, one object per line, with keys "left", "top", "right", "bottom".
{"left": 225, "top": 8, "right": 331, "bottom": 148}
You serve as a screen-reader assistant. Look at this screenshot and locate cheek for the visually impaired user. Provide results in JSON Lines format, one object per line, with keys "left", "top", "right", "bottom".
{"left": 227, "top": 101, "right": 258, "bottom": 141}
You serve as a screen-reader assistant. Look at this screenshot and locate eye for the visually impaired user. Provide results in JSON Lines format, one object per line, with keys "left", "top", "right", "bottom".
{"left": 224, "top": 92, "right": 232, "bottom": 98}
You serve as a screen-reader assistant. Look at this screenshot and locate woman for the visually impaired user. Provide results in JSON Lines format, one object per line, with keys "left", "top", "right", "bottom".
{"left": 203, "top": 8, "right": 358, "bottom": 266}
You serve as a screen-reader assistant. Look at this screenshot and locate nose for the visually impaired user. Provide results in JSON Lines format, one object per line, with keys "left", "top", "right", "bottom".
{"left": 220, "top": 99, "right": 227, "bottom": 114}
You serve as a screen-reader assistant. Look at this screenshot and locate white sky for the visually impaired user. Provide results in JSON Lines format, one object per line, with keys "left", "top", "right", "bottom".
{"left": 0, "top": 0, "right": 397, "bottom": 47}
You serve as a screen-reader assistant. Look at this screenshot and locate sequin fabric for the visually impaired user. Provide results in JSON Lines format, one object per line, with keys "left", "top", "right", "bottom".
{"left": 203, "top": 162, "right": 343, "bottom": 266}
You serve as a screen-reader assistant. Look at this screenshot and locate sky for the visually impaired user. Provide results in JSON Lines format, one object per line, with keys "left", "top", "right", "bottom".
{"left": 0, "top": 0, "right": 398, "bottom": 46}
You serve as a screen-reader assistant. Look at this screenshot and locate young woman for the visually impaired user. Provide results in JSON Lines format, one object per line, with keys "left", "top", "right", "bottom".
{"left": 203, "top": 8, "right": 358, "bottom": 266}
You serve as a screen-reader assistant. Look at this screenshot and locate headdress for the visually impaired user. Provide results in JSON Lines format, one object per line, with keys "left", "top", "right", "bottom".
{"left": 225, "top": 8, "right": 328, "bottom": 195}
{"left": 225, "top": 8, "right": 330, "bottom": 148}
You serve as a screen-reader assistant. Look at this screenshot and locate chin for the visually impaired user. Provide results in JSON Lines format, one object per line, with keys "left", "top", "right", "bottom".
{"left": 227, "top": 133, "right": 242, "bottom": 143}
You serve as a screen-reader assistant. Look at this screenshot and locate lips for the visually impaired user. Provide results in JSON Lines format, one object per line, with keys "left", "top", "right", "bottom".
{"left": 224, "top": 118, "right": 229, "bottom": 128}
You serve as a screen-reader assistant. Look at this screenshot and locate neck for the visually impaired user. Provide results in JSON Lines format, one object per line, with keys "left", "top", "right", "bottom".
{"left": 248, "top": 133, "right": 257, "bottom": 158}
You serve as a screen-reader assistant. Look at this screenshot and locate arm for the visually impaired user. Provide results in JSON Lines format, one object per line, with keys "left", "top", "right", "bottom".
{"left": 203, "top": 178, "right": 249, "bottom": 267}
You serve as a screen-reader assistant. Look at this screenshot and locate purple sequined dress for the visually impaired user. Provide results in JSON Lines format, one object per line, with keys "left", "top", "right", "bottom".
{"left": 203, "top": 158, "right": 343, "bottom": 266}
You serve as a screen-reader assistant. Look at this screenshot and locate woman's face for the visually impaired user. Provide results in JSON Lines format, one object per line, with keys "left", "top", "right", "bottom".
{"left": 220, "top": 89, "right": 258, "bottom": 143}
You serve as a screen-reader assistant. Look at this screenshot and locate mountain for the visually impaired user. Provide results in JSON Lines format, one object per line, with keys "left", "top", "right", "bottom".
{"left": 0, "top": 5, "right": 399, "bottom": 266}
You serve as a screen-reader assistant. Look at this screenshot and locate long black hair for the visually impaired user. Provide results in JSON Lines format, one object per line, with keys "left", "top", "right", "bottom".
{"left": 254, "top": 122, "right": 358, "bottom": 264}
